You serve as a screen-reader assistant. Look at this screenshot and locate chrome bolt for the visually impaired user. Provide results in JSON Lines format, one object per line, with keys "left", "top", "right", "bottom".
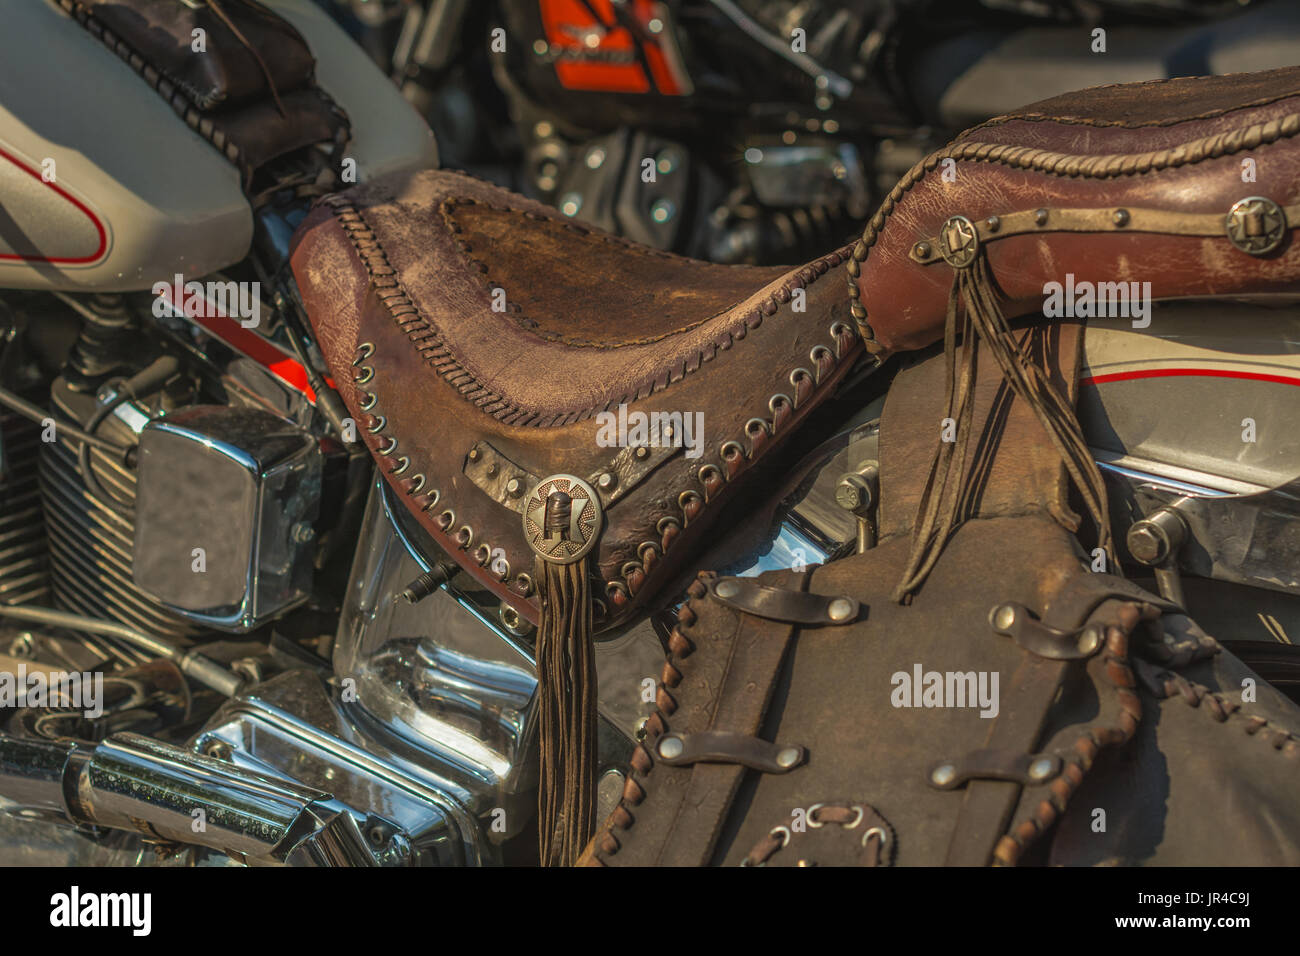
{"left": 651, "top": 199, "right": 676, "bottom": 224}
{"left": 1127, "top": 507, "right": 1187, "bottom": 566}
{"left": 7, "top": 633, "right": 33, "bottom": 658}
{"left": 656, "top": 149, "right": 681, "bottom": 175}
{"left": 506, "top": 477, "right": 524, "bottom": 497}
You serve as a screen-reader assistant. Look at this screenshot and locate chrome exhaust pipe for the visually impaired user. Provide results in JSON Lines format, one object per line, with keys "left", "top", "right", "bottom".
{"left": 0, "top": 732, "right": 379, "bottom": 865}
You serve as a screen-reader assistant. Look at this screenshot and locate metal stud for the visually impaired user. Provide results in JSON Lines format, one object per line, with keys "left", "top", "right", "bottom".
{"left": 1027, "top": 757, "right": 1057, "bottom": 782}
{"left": 1225, "top": 196, "right": 1286, "bottom": 256}
{"left": 657, "top": 736, "right": 684, "bottom": 759}
{"left": 938, "top": 215, "right": 979, "bottom": 268}
{"left": 931, "top": 764, "right": 957, "bottom": 787}
{"left": 1113, "top": 208, "right": 1130, "bottom": 227}
{"left": 775, "top": 747, "right": 802, "bottom": 769}
{"left": 1076, "top": 626, "right": 1102, "bottom": 656}
{"left": 1034, "top": 208, "right": 1049, "bottom": 226}
{"left": 714, "top": 578, "right": 740, "bottom": 599}
{"left": 990, "top": 604, "right": 1017, "bottom": 632}
{"left": 827, "top": 598, "right": 855, "bottom": 623}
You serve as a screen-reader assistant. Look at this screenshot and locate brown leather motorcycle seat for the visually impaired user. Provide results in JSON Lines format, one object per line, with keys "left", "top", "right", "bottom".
{"left": 851, "top": 65, "right": 1300, "bottom": 357}
{"left": 291, "top": 169, "right": 860, "bottom": 624}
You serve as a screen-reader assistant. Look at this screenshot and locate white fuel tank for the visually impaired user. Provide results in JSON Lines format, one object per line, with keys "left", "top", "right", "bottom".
{"left": 0, "top": 0, "right": 437, "bottom": 293}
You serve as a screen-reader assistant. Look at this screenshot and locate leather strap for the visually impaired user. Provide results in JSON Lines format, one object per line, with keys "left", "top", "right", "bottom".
{"left": 652, "top": 569, "right": 811, "bottom": 867}
{"left": 653, "top": 731, "right": 806, "bottom": 773}
{"left": 943, "top": 655, "right": 1068, "bottom": 865}
{"left": 706, "top": 577, "right": 859, "bottom": 626}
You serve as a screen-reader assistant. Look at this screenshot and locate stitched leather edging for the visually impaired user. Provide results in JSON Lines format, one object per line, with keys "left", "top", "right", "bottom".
{"left": 319, "top": 189, "right": 853, "bottom": 426}
{"left": 845, "top": 108, "right": 1300, "bottom": 352}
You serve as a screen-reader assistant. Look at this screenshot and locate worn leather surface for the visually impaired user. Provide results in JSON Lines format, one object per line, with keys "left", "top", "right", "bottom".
{"left": 73, "top": 0, "right": 316, "bottom": 110}
{"left": 854, "top": 66, "right": 1300, "bottom": 355}
{"left": 291, "top": 169, "right": 862, "bottom": 626}
{"left": 876, "top": 322, "right": 1082, "bottom": 540}
{"left": 588, "top": 332, "right": 1300, "bottom": 866}
{"left": 59, "top": 0, "right": 348, "bottom": 188}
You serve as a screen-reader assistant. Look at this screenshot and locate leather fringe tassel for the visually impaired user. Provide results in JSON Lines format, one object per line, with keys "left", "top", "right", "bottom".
{"left": 893, "top": 253, "right": 1116, "bottom": 603}
{"left": 536, "top": 555, "right": 598, "bottom": 867}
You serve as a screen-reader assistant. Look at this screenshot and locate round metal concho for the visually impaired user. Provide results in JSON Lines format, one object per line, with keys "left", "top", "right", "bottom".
{"left": 1225, "top": 196, "right": 1287, "bottom": 256}
{"left": 938, "top": 215, "right": 980, "bottom": 268}
{"left": 521, "top": 474, "right": 602, "bottom": 565}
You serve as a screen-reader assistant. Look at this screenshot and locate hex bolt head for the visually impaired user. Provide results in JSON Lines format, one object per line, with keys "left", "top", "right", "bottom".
{"left": 1126, "top": 507, "right": 1187, "bottom": 566}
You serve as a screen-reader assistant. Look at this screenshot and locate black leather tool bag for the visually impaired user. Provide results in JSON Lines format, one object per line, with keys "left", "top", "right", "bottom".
{"left": 59, "top": 0, "right": 349, "bottom": 188}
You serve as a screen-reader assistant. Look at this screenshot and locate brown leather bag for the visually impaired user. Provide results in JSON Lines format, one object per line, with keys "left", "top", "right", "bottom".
{"left": 585, "top": 324, "right": 1300, "bottom": 867}
{"left": 582, "top": 67, "right": 1300, "bottom": 867}
{"left": 59, "top": 0, "right": 349, "bottom": 188}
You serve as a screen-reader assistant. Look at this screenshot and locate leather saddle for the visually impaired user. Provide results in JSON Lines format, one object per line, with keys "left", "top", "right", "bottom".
{"left": 291, "top": 170, "right": 861, "bottom": 629}
{"left": 294, "top": 65, "right": 1300, "bottom": 867}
